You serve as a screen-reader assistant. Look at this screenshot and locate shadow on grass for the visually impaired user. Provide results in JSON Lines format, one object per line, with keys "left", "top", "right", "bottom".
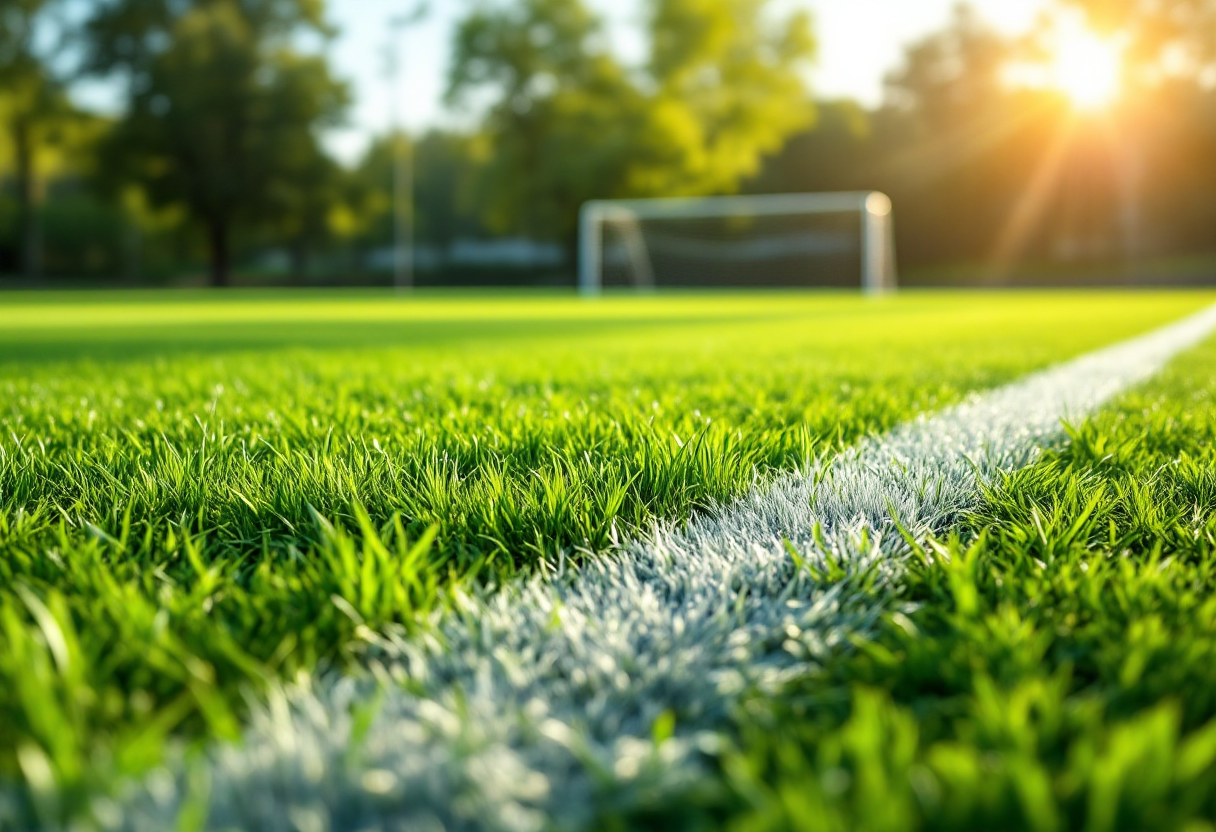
{"left": 0, "top": 313, "right": 785, "bottom": 364}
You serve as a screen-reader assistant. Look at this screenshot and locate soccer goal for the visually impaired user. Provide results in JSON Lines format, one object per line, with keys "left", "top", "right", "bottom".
{"left": 578, "top": 191, "right": 897, "bottom": 295}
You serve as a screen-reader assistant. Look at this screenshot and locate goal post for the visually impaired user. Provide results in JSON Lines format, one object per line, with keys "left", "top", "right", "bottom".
{"left": 578, "top": 191, "right": 897, "bottom": 295}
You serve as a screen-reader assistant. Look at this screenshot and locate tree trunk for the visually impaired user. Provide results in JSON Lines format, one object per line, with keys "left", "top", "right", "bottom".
{"left": 208, "top": 218, "right": 231, "bottom": 287}
{"left": 13, "top": 118, "right": 41, "bottom": 281}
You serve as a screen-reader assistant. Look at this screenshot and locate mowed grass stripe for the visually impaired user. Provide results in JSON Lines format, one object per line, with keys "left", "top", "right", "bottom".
{"left": 98, "top": 304, "right": 1216, "bottom": 831}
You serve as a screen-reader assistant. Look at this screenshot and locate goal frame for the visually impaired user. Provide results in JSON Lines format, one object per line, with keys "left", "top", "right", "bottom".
{"left": 577, "top": 191, "right": 897, "bottom": 296}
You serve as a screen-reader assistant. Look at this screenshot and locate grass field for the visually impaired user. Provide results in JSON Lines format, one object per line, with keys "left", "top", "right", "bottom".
{"left": 1, "top": 289, "right": 1215, "bottom": 830}
{"left": 729, "top": 336, "right": 1216, "bottom": 831}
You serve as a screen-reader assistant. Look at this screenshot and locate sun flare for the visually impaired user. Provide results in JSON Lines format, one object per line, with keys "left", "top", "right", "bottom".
{"left": 1050, "top": 22, "right": 1123, "bottom": 110}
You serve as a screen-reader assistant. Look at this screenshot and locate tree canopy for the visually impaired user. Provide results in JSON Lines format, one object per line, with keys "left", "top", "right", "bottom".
{"left": 0, "top": 0, "right": 75, "bottom": 278}
{"left": 84, "top": 0, "right": 347, "bottom": 285}
{"left": 3, "top": 0, "right": 1216, "bottom": 287}
{"left": 447, "top": 0, "right": 816, "bottom": 242}
{"left": 1066, "top": 0, "right": 1216, "bottom": 69}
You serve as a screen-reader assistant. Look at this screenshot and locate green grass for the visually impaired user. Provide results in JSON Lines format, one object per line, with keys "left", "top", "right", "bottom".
{"left": 721, "top": 330, "right": 1216, "bottom": 832}
{"left": 0, "top": 289, "right": 1211, "bottom": 822}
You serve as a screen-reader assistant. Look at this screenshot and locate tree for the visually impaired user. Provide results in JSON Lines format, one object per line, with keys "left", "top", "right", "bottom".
{"left": 267, "top": 140, "right": 342, "bottom": 281}
{"left": 260, "top": 50, "right": 349, "bottom": 282}
{"left": 875, "top": 6, "right": 1079, "bottom": 272}
{"left": 447, "top": 0, "right": 638, "bottom": 241}
{"left": 447, "top": 0, "right": 815, "bottom": 244}
{"left": 882, "top": 5, "right": 1015, "bottom": 133}
{"left": 744, "top": 100, "right": 879, "bottom": 196}
{"left": 83, "top": 0, "right": 347, "bottom": 286}
{"left": 1059, "top": 1, "right": 1216, "bottom": 266}
{"left": 0, "top": 0, "right": 73, "bottom": 279}
{"left": 641, "top": 0, "right": 816, "bottom": 193}
{"left": 1065, "top": 0, "right": 1216, "bottom": 71}
{"left": 412, "top": 132, "right": 487, "bottom": 249}
{"left": 349, "top": 131, "right": 485, "bottom": 251}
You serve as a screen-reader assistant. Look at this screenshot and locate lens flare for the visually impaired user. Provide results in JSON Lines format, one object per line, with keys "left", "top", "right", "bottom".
{"left": 1051, "top": 22, "right": 1123, "bottom": 110}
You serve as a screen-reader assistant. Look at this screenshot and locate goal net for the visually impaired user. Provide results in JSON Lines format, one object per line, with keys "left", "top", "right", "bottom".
{"left": 578, "top": 191, "right": 897, "bottom": 294}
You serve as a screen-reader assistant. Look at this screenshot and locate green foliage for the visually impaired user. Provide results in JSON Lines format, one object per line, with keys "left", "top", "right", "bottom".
{"left": 884, "top": 6, "right": 1014, "bottom": 132}
{"left": 0, "top": 0, "right": 66, "bottom": 124}
{"left": 0, "top": 0, "right": 77, "bottom": 279}
{"left": 1067, "top": 0, "right": 1216, "bottom": 64}
{"left": 85, "top": 0, "right": 348, "bottom": 286}
{"left": 0, "top": 290, "right": 1203, "bottom": 815}
{"left": 749, "top": 7, "right": 1081, "bottom": 272}
{"left": 722, "top": 330, "right": 1216, "bottom": 831}
{"left": 640, "top": 0, "right": 816, "bottom": 192}
{"left": 746, "top": 6, "right": 1216, "bottom": 277}
{"left": 745, "top": 100, "right": 875, "bottom": 196}
{"left": 82, "top": 0, "right": 330, "bottom": 73}
{"left": 4, "top": 0, "right": 1216, "bottom": 287}
{"left": 346, "top": 130, "right": 487, "bottom": 252}
{"left": 447, "top": 0, "right": 815, "bottom": 241}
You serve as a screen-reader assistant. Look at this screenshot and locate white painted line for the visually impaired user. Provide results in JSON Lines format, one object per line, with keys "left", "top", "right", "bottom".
{"left": 111, "top": 305, "right": 1216, "bottom": 832}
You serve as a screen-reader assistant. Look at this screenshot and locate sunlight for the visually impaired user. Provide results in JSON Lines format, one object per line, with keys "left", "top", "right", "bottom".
{"left": 1050, "top": 20, "right": 1123, "bottom": 110}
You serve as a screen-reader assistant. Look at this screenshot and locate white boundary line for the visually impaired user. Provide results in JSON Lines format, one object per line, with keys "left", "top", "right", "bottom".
{"left": 111, "top": 305, "right": 1216, "bottom": 832}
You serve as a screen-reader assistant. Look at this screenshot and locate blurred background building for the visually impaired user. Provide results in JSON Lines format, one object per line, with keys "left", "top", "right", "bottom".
{"left": 1, "top": 0, "right": 1214, "bottom": 289}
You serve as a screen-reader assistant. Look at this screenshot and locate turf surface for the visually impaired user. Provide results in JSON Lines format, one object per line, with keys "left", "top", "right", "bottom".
{"left": 722, "top": 331, "right": 1216, "bottom": 832}
{"left": 0, "top": 289, "right": 1211, "bottom": 826}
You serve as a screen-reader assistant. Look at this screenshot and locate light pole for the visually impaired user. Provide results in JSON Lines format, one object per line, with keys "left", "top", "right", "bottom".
{"left": 383, "top": 2, "right": 429, "bottom": 291}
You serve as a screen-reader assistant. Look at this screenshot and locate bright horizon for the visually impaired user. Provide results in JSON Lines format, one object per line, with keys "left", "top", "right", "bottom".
{"left": 323, "top": 0, "right": 1054, "bottom": 164}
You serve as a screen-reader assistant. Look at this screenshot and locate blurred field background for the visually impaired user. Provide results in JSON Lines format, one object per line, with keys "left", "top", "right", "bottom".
{"left": 1, "top": 0, "right": 1215, "bottom": 291}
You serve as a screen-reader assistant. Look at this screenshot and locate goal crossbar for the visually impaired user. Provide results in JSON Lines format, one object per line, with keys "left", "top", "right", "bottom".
{"left": 578, "top": 190, "right": 897, "bottom": 295}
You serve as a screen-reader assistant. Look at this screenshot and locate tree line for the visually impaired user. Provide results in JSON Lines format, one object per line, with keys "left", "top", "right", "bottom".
{"left": 2, "top": 0, "right": 1215, "bottom": 287}
{"left": 761, "top": 4, "right": 1216, "bottom": 283}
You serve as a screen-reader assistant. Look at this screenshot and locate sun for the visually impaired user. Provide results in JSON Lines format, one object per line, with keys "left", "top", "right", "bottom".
{"left": 1049, "top": 22, "right": 1123, "bottom": 111}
